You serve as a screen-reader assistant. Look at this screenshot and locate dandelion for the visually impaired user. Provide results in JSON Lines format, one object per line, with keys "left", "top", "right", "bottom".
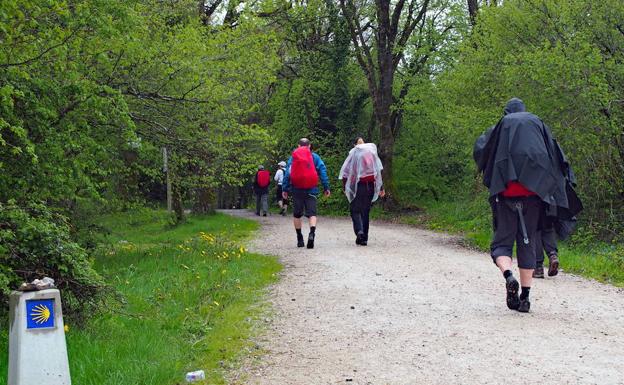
{"left": 213, "top": 301, "right": 219, "bottom": 306}
{"left": 64, "top": 324, "right": 69, "bottom": 332}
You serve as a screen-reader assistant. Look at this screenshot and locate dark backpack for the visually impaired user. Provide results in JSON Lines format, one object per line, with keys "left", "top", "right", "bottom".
{"left": 290, "top": 147, "right": 318, "bottom": 189}
{"left": 257, "top": 170, "right": 270, "bottom": 188}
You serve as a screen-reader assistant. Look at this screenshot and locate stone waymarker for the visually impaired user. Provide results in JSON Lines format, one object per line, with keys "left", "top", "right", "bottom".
{"left": 8, "top": 289, "right": 71, "bottom": 385}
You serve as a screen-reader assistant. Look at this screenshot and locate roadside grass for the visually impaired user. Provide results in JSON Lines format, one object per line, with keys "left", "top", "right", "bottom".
{"left": 378, "top": 196, "right": 624, "bottom": 287}
{"left": 0, "top": 210, "right": 281, "bottom": 385}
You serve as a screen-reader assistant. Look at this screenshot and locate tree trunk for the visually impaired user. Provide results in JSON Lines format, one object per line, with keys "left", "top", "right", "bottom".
{"left": 375, "top": 55, "right": 400, "bottom": 208}
{"left": 172, "top": 184, "right": 185, "bottom": 223}
{"left": 193, "top": 187, "right": 215, "bottom": 214}
{"left": 467, "top": 0, "right": 479, "bottom": 25}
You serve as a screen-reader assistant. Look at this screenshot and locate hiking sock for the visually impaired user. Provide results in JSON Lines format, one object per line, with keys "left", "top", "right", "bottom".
{"left": 309, "top": 226, "right": 316, "bottom": 234}
{"left": 296, "top": 229, "right": 304, "bottom": 247}
{"left": 520, "top": 287, "right": 530, "bottom": 300}
{"left": 503, "top": 270, "right": 513, "bottom": 279}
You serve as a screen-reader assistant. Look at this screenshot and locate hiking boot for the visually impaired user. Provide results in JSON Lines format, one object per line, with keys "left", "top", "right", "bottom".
{"left": 505, "top": 275, "right": 520, "bottom": 310}
{"left": 548, "top": 253, "right": 559, "bottom": 276}
{"left": 306, "top": 232, "right": 315, "bottom": 249}
{"left": 280, "top": 208, "right": 286, "bottom": 216}
{"left": 356, "top": 231, "right": 365, "bottom": 245}
{"left": 297, "top": 234, "right": 304, "bottom": 248}
{"left": 262, "top": 212, "right": 267, "bottom": 217}
{"left": 532, "top": 265, "right": 545, "bottom": 279}
{"left": 517, "top": 298, "right": 531, "bottom": 313}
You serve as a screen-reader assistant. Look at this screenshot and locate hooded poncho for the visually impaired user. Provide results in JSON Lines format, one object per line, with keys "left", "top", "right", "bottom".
{"left": 474, "top": 98, "right": 583, "bottom": 238}
{"left": 474, "top": 98, "right": 568, "bottom": 206}
{"left": 339, "top": 143, "right": 384, "bottom": 203}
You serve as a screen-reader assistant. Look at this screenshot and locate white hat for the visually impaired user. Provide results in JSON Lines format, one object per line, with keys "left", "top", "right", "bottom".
{"left": 278, "top": 161, "right": 286, "bottom": 167}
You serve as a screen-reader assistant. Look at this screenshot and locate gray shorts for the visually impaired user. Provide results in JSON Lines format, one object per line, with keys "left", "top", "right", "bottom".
{"left": 292, "top": 191, "right": 317, "bottom": 218}
{"left": 490, "top": 196, "right": 542, "bottom": 269}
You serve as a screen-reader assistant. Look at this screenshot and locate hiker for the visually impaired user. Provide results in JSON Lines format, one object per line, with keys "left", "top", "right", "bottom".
{"left": 474, "top": 98, "right": 581, "bottom": 313}
{"left": 253, "top": 165, "right": 270, "bottom": 216}
{"left": 274, "top": 161, "right": 288, "bottom": 216}
{"left": 339, "top": 137, "right": 385, "bottom": 246}
{"left": 532, "top": 219, "right": 559, "bottom": 278}
{"left": 282, "top": 138, "right": 330, "bottom": 249}
{"left": 533, "top": 139, "right": 580, "bottom": 278}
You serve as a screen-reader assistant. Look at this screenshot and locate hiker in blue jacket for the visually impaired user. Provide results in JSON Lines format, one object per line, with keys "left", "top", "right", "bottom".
{"left": 282, "top": 138, "right": 330, "bottom": 249}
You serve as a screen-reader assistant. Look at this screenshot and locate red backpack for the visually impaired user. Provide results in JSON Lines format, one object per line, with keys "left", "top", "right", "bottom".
{"left": 290, "top": 147, "right": 318, "bottom": 189}
{"left": 257, "top": 170, "right": 270, "bottom": 188}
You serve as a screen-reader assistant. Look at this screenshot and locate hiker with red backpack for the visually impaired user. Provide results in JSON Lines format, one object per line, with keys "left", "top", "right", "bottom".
{"left": 281, "top": 138, "right": 330, "bottom": 249}
{"left": 253, "top": 165, "right": 271, "bottom": 216}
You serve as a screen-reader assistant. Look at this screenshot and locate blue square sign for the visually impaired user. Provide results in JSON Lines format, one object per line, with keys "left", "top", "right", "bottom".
{"left": 26, "top": 299, "right": 55, "bottom": 329}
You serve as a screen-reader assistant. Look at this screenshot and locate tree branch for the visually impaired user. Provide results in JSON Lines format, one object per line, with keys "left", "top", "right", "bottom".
{"left": 0, "top": 29, "right": 79, "bottom": 68}
{"left": 396, "top": 0, "right": 430, "bottom": 52}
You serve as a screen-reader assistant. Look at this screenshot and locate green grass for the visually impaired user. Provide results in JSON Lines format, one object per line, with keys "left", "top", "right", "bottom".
{"left": 0, "top": 210, "right": 281, "bottom": 384}
{"left": 381, "top": 196, "right": 624, "bottom": 287}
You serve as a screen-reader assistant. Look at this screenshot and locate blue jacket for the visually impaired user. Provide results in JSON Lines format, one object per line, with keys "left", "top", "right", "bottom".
{"left": 282, "top": 152, "right": 330, "bottom": 195}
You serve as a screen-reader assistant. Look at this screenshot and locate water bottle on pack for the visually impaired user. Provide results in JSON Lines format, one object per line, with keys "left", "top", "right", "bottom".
{"left": 185, "top": 370, "right": 205, "bottom": 382}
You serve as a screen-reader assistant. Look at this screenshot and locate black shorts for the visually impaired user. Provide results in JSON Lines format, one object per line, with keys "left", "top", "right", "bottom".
{"left": 276, "top": 185, "right": 284, "bottom": 203}
{"left": 292, "top": 190, "right": 317, "bottom": 218}
{"left": 490, "top": 196, "right": 542, "bottom": 269}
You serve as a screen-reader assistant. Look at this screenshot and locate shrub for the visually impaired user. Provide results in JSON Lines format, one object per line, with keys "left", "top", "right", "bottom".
{"left": 0, "top": 201, "right": 110, "bottom": 323}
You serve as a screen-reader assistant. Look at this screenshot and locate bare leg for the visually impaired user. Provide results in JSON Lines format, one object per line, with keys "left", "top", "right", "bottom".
{"left": 519, "top": 268, "right": 533, "bottom": 288}
{"left": 309, "top": 216, "right": 317, "bottom": 227}
{"left": 495, "top": 256, "right": 513, "bottom": 273}
{"left": 293, "top": 217, "right": 302, "bottom": 229}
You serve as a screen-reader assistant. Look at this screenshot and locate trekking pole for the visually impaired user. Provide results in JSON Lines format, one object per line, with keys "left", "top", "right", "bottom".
{"left": 515, "top": 202, "right": 530, "bottom": 245}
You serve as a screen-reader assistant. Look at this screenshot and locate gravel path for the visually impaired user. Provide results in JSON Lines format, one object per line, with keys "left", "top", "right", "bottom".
{"left": 225, "top": 210, "right": 624, "bottom": 385}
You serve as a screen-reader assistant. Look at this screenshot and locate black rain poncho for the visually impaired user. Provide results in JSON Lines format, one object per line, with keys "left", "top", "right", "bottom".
{"left": 473, "top": 98, "right": 582, "bottom": 237}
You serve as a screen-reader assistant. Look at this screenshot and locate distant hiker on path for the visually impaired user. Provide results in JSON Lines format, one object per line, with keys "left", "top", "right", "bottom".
{"left": 533, "top": 218, "right": 559, "bottom": 279}
{"left": 533, "top": 138, "right": 580, "bottom": 279}
{"left": 339, "top": 137, "right": 385, "bottom": 246}
{"left": 253, "top": 165, "right": 270, "bottom": 216}
{"left": 274, "top": 161, "right": 288, "bottom": 216}
{"left": 282, "top": 138, "right": 330, "bottom": 249}
{"left": 473, "top": 98, "right": 581, "bottom": 313}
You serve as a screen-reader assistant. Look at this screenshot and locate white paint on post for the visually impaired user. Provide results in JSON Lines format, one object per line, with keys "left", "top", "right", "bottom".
{"left": 8, "top": 289, "right": 71, "bottom": 385}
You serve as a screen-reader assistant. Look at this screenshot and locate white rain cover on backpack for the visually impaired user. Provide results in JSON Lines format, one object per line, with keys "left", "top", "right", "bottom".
{"left": 338, "top": 143, "right": 384, "bottom": 203}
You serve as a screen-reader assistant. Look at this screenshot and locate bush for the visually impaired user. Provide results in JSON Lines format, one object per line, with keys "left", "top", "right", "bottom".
{"left": 0, "top": 201, "right": 110, "bottom": 323}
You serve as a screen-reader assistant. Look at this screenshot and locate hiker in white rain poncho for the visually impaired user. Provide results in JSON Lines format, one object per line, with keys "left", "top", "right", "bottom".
{"left": 339, "top": 138, "right": 385, "bottom": 246}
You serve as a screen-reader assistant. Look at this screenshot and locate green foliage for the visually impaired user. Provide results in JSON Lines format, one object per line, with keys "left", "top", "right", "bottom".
{"left": 0, "top": 210, "right": 281, "bottom": 385}
{"left": 397, "top": 0, "right": 624, "bottom": 239}
{"left": 1, "top": 0, "right": 283, "bottom": 318}
{"left": 0, "top": 201, "right": 108, "bottom": 322}
{"left": 267, "top": 0, "right": 370, "bottom": 168}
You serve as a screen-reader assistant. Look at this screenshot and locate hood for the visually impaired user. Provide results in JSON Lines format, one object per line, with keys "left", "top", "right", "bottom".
{"left": 503, "top": 98, "right": 526, "bottom": 115}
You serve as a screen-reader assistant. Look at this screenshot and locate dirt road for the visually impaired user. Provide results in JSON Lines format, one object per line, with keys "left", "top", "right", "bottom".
{"left": 226, "top": 210, "right": 624, "bottom": 385}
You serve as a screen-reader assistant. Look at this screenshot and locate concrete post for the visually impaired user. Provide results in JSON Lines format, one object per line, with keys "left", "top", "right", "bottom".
{"left": 8, "top": 289, "right": 71, "bottom": 385}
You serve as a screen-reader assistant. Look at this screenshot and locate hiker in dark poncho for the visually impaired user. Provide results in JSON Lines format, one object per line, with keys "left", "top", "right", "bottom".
{"left": 474, "top": 98, "right": 582, "bottom": 313}
{"left": 533, "top": 139, "right": 580, "bottom": 279}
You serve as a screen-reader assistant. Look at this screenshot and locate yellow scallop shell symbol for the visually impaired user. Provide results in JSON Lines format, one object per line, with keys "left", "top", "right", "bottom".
{"left": 31, "top": 304, "right": 51, "bottom": 324}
